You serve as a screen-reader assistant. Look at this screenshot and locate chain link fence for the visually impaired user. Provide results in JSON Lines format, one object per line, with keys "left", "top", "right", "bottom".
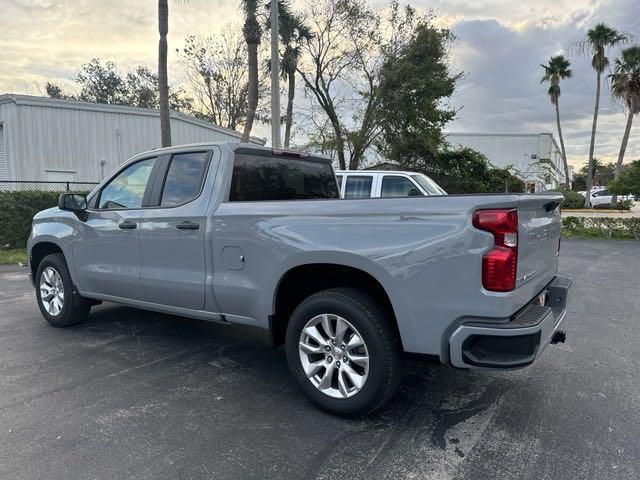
{"left": 0, "top": 180, "right": 99, "bottom": 192}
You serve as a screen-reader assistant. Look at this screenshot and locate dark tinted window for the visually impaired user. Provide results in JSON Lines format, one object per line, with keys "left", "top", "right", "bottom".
{"left": 229, "top": 155, "right": 339, "bottom": 201}
{"left": 98, "top": 158, "right": 155, "bottom": 209}
{"left": 344, "top": 176, "right": 373, "bottom": 199}
{"left": 161, "top": 152, "right": 209, "bottom": 206}
{"left": 336, "top": 175, "right": 343, "bottom": 188}
{"left": 381, "top": 176, "right": 422, "bottom": 197}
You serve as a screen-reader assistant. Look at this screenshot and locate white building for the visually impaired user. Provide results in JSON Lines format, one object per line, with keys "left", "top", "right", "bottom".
{"left": 0, "top": 94, "right": 264, "bottom": 184}
{"left": 444, "top": 132, "right": 565, "bottom": 192}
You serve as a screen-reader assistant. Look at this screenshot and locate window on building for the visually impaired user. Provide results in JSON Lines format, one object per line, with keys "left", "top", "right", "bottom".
{"left": 160, "top": 152, "right": 209, "bottom": 207}
{"left": 98, "top": 158, "right": 155, "bottom": 209}
{"left": 0, "top": 124, "right": 7, "bottom": 180}
{"left": 344, "top": 176, "right": 373, "bottom": 199}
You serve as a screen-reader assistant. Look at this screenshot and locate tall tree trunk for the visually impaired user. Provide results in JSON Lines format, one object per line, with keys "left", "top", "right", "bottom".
{"left": 158, "top": 0, "right": 171, "bottom": 147}
{"left": 611, "top": 105, "right": 635, "bottom": 206}
{"left": 555, "top": 101, "right": 570, "bottom": 189}
{"left": 284, "top": 73, "right": 295, "bottom": 148}
{"left": 327, "top": 111, "right": 346, "bottom": 170}
{"left": 585, "top": 71, "right": 601, "bottom": 207}
{"left": 242, "top": 41, "right": 259, "bottom": 143}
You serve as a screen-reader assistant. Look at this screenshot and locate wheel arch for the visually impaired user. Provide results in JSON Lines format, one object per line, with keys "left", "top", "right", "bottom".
{"left": 270, "top": 262, "right": 403, "bottom": 351}
{"left": 29, "top": 240, "right": 65, "bottom": 280}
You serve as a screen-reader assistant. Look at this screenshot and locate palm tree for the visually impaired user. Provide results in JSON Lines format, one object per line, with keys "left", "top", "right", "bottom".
{"left": 241, "top": 0, "right": 262, "bottom": 143}
{"left": 574, "top": 23, "right": 630, "bottom": 207}
{"left": 158, "top": 0, "right": 171, "bottom": 147}
{"left": 609, "top": 45, "right": 640, "bottom": 205}
{"left": 270, "top": 2, "right": 312, "bottom": 148}
{"left": 541, "top": 55, "right": 572, "bottom": 189}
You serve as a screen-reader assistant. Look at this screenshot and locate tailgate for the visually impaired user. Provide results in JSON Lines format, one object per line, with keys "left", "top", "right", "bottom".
{"left": 516, "top": 194, "right": 563, "bottom": 290}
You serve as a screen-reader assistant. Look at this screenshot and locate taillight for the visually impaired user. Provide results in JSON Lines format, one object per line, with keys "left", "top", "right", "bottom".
{"left": 473, "top": 209, "right": 518, "bottom": 292}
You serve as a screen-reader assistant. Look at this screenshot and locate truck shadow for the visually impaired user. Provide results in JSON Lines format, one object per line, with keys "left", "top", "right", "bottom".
{"left": 77, "top": 302, "right": 518, "bottom": 478}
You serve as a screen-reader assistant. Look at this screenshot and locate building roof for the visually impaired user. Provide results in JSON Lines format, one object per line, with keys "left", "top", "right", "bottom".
{"left": 444, "top": 131, "right": 555, "bottom": 138}
{"left": 0, "top": 93, "right": 265, "bottom": 145}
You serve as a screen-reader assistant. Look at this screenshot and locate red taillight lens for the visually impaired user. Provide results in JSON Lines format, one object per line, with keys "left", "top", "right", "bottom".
{"left": 473, "top": 209, "right": 518, "bottom": 292}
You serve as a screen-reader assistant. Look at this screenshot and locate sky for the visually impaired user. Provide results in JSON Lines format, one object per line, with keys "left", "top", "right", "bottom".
{"left": 0, "top": 0, "right": 639, "bottom": 169}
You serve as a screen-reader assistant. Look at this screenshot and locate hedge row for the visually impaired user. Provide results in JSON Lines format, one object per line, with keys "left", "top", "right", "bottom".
{"left": 0, "top": 191, "right": 61, "bottom": 248}
{"left": 562, "top": 217, "right": 640, "bottom": 240}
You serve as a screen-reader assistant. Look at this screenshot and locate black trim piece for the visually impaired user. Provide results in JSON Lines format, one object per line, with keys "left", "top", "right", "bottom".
{"left": 146, "top": 154, "right": 171, "bottom": 207}
{"left": 176, "top": 221, "right": 200, "bottom": 230}
{"left": 233, "top": 145, "right": 332, "bottom": 164}
{"left": 461, "top": 332, "right": 541, "bottom": 368}
{"left": 118, "top": 221, "right": 137, "bottom": 230}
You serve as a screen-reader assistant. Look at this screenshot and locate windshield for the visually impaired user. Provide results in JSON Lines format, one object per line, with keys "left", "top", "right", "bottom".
{"left": 411, "top": 174, "right": 447, "bottom": 195}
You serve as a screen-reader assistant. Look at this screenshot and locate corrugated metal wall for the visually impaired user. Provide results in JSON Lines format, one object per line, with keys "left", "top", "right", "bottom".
{"left": 0, "top": 96, "right": 263, "bottom": 182}
{"left": 445, "top": 133, "right": 562, "bottom": 190}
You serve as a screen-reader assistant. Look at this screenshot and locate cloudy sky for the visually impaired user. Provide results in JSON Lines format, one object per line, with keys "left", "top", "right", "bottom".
{"left": 1, "top": 0, "right": 638, "bottom": 168}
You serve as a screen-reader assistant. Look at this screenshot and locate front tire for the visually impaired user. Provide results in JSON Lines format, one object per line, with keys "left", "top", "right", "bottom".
{"left": 285, "top": 288, "right": 402, "bottom": 417}
{"left": 35, "top": 253, "right": 91, "bottom": 327}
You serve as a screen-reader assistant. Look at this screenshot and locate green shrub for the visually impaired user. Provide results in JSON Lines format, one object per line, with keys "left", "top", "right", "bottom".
{"left": 562, "top": 216, "right": 640, "bottom": 240}
{"left": 561, "top": 190, "right": 585, "bottom": 209}
{"left": 0, "top": 191, "right": 61, "bottom": 248}
{"left": 592, "top": 200, "right": 632, "bottom": 210}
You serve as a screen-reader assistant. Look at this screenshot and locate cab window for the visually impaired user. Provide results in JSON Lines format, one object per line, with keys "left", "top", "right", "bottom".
{"left": 344, "top": 176, "right": 373, "bottom": 199}
{"left": 98, "top": 158, "right": 155, "bottom": 209}
{"left": 160, "top": 152, "right": 209, "bottom": 206}
{"left": 381, "top": 175, "right": 422, "bottom": 197}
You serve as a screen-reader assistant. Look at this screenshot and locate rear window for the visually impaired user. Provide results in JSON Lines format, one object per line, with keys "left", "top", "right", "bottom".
{"left": 229, "top": 155, "right": 339, "bottom": 201}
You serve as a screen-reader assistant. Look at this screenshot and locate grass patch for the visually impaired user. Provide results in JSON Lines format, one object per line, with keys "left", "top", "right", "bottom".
{"left": 0, "top": 249, "right": 27, "bottom": 265}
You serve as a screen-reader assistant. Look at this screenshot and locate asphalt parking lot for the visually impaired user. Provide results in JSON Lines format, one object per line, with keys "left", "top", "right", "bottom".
{"left": 1, "top": 239, "right": 639, "bottom": 479}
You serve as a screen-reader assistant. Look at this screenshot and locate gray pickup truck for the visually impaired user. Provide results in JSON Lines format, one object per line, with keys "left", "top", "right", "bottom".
{"left": 28, "top": 142, "right": 571, "bottom": 417}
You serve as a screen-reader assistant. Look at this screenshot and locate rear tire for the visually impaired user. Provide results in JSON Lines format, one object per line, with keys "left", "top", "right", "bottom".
{"left": 285, "top": 287, "right": 402, "bottom": 418}
{"left": 35, "top": 253, "right": 91, "bottom": 327}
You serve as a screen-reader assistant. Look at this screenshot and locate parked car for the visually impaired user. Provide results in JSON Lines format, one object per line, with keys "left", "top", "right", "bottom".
{"left": 335, "top": 170, "right": 447, "bottom": 198}
{"left": 589, "top": 189, "right": 635, "bottom": 207}
{"left": 28, "top": 143, "right": 571, "bottom": 417}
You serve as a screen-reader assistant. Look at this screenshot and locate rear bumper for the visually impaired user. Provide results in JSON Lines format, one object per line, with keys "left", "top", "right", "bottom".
{"left": 449, "top": 276, "right": 572, "bottom": 369}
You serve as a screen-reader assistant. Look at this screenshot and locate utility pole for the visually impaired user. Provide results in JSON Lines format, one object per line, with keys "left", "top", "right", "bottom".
{"left": 270, "top": 0, "right": 281, "bottom": 148}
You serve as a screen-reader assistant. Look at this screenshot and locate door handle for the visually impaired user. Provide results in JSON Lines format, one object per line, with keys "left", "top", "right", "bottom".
{"left": 118, "top": 221, "right": 137, "bottom": 230}
{"left": 176, "top": 221, "right": 200, "bottom": 231}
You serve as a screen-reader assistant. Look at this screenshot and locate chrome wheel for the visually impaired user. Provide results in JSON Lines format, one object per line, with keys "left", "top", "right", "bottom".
{"left": 298, "top": 313, "right": 369, "bottom": 399}
{"left": 40, "top": 267, "right": 64, "bottom": 316}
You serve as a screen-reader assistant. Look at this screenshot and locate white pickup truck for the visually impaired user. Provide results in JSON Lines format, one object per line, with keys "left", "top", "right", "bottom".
{"left": 28, "top": 143, "right": 571, "bottom": 417}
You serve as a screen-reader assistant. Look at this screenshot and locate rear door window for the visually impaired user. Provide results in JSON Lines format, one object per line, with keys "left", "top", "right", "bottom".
{"left": 160, "top": 152, "right": 209, "bottom": 207}
{"left": 381, "top": 176, "right": 422, "bottom": 197}
{"left": 344, "top": 176, "right": 373, "bottom": 199}
{"left": 229, "top": 155, "right": 339, "bottom": 201}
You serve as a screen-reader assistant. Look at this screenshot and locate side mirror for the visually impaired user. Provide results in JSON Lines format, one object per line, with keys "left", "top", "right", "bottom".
{"left": 408, "top": 188, "right": 422, "bottom": 197}
{"left": 58, "top": 193, "right": 88, "bottom": 220}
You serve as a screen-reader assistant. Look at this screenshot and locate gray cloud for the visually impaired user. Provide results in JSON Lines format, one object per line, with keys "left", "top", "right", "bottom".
{"left": 446, "top": 0, "right": 640, "bottom": 167}
{"left": 0, "top": 0, "right": 637, "bottom": 166}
